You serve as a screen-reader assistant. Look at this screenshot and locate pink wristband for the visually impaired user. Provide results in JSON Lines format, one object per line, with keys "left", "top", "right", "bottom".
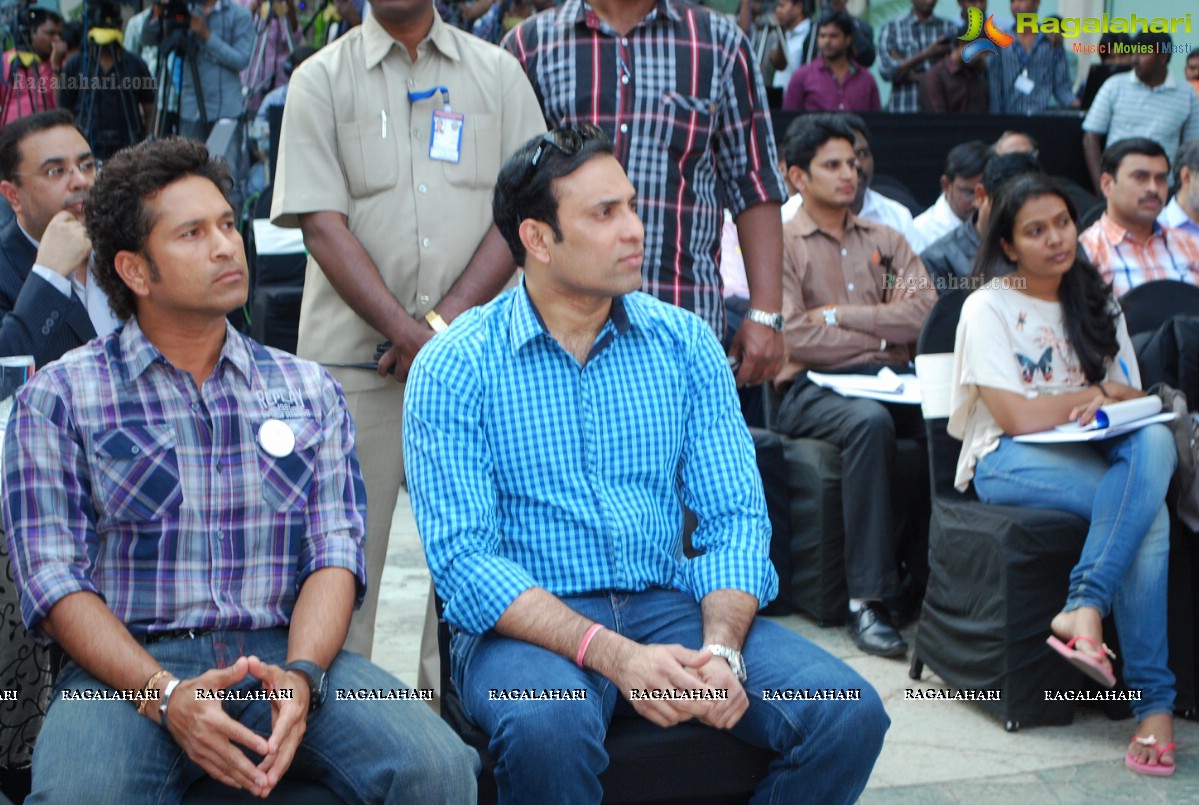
{"left": 575, "top": 624, "right": 605, "bottom": 668}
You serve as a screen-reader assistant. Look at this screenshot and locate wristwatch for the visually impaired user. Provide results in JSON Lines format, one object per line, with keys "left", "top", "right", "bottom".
{"left": 425, "top": 310, "right": 449, "bottom": 333}
{"left": 283, "top": 660, "right": 328, "bottom": 715}
{"left": 822, "top": 306, "right": 839, "bottom": 327}
{"left": 703, "top": 644, "right": 748, "bottom": 683}
{"left": 744, "top": 308, "right": 785, "bottom": 333}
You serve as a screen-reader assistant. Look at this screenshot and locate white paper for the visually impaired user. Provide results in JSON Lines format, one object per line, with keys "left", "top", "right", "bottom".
{"left": 806, "top": 369, "right": 922, "bottom": 404}
{"left": 1053, "top": 395, "right": 1163, "bottom": 433}
{"left": 1015, "top": 412, "right": 1176, "bottom": 443}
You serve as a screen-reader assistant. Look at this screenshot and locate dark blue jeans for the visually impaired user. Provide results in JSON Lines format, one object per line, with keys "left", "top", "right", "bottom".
{"left": 30, "top": 628, "right": 479, "bottom": 804}
{"left": 452, "top": 589, "right": 889, "bottom": 804}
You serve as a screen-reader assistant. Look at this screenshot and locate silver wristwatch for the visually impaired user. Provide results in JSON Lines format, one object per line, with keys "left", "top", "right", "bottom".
{"left": 744, "top": 308, "right": 785, "bottom": 333}
{"left": 822, "top": 307, "right": 839, "bottom": 327}
{"left": 703, "top": 644, "right": 748, "bottom": 683}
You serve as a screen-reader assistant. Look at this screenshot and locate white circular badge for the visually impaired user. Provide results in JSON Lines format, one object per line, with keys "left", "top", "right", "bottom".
{"left": 258, "top": 419, "right": 296, "bottom": 458}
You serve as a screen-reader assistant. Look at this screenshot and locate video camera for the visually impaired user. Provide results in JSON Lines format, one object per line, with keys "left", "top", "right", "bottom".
{"left": 156, "top": 0, "right": 198, "bottom": 34}
{"left": 86, "top": 0, "right": 123, "bottom": 30}
{"left": 3, "top": 0, "right": 40, "bottom": 52}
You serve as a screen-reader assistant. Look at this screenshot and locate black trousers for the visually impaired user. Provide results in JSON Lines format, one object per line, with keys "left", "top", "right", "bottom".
{"left": 773, "top": 373, "right": 924, "bottom": 600}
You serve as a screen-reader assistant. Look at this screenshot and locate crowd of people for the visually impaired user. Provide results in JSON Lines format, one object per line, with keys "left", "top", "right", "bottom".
{"left": 1, "top": 0, "right": 1198, "bottom": 802}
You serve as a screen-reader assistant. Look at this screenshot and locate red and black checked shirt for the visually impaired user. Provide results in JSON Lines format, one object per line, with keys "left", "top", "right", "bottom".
{"left": 503, "top": 0, "right": 788, "bottom": 336}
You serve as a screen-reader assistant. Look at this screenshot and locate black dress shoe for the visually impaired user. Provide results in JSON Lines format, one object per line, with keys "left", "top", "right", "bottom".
{"left": 848, "top": 602, "right": 908, "bottom": 658}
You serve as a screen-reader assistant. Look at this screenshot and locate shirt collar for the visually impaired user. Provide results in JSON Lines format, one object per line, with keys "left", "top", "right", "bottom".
{"left": 363, "top": 8, "right": 460, "bottom": 70}
{"left": 1096, "top": 211, "right": 1164, "bottom": 247}
{"left": 815, "top": 55, "right": 857, "bottom": 76}
{"left": 509, "top": 278, "right": 633, "bottom": 354}
{"left": 790, "top": 204, "right": 869, "bottom": 238}
{"left": 1130, "top": 70, "right": 1177, "bottom": 91}
{"left": 1162, "top": 197, "right": 1194, "bottom": 229}
{"left": 566, "top": 0, "right": 679, "bottom": 31}
{"left": 119, "top": 317, "right": 253, "bottom": 384}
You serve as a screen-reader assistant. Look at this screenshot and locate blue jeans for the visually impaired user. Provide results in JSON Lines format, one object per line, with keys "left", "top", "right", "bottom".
{"left": 973, "top": 425, "right": 1176, "bottom": 720}
{"left": 29, "top": 628, "right": 479, "bottom": 804}
{"left": 451, "top": 588, "right": 889, "bottom": 805}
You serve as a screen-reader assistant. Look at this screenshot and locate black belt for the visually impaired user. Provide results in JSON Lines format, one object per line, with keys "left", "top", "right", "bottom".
{"left": 138, "top": 628, "right": 211, "bottom": 645}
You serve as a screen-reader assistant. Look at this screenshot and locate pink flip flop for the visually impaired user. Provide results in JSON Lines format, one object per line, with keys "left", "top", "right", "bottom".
{"left": 1125, "top": 735, "right": 1176, "bottom": 777}
{"left": 1046, "top": 634, "right": 1117, "bottom": 688}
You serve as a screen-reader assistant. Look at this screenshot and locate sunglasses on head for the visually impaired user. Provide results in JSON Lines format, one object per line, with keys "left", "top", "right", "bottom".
{"left": 528, "top": 123, "right": 607, "bottom": 171}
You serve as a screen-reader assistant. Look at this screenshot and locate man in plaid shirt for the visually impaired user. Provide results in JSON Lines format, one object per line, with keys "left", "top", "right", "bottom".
{"left": 503, "top": 0, "right": 789, "bottom": 388}
{"left": 877, "top": 0, "right": 956, "bottom": 113}
{"left": 2, "top": 138, "right": 476, "bottom": 804}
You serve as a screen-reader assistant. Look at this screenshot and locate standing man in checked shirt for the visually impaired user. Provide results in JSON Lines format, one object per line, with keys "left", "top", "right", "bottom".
{"left": 503, "top": 0, "right": 788, "bottom": 387}
{"left": 3, "top": 138, "right": 477, "bottom": 803}
{"left": 405, "top": 126, "right": 888, "bottom": 805}
{"left": 987, "top": 0, "right": 1075, "bottom": 115}
{"left": 876, "top": 0, "right": 956, "bottom": 114}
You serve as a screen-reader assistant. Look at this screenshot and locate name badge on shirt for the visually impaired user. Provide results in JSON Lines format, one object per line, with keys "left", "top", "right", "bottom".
{"left": 258, "top": 419, "right": 296, "bottom": 458}
{"left": 1014, "top": 70, "right": 1035, "bottom": 96}
{"left": 429, "top": 110, "right": 464, "bottom": 163}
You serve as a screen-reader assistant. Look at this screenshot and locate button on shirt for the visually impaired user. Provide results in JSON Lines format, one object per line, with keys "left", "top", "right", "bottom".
{"left": 403, "top": 284, "right": 777, "bottom": 635}
{"left": 1083, "top": 72, "right": 1199, "bottom": 169}
{"left": 1079, "top": 213, "right": 1199, "bottom": 297}
{"left": 504, "top": 0, "right": 787, "bottom": 337}
{"left": 2, "top": 319, "right": 367, "bottom": 635}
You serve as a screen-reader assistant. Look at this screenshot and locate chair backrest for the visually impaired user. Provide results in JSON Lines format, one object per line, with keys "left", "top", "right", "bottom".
{"left": 1076, "top": 200, "right": 1105, "bottom": 232}
{"left": 915, "top": 289, "right": 971, "bottom": 499}
{"left": 1119, "top": 280, "right": 1199, "bottom": 337}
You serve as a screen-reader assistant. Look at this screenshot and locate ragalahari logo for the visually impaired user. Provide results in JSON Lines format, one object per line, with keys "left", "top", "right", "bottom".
{"left": 960, "top": 7, "right": 1014, "bottom": 63}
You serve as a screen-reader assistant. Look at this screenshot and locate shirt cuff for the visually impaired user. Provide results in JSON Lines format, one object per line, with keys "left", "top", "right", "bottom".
{"left": 20, "top": 565, "right": 100, "bottom": 636}
{"left": 298, "top": 529, "right": 367, "bottom": 607}
{"left": 31, "top": 264, "right": 72, "bottom": 297}
{"left": 684, "top": 547, "right": 778, "bottom": 610}
{"left": 441, "top": 555, "right": 540, "bottom": 635}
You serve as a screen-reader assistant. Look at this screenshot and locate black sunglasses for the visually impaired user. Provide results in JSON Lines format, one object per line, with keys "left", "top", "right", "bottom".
{"left": 528, "top": 123, "right": 607, "bottom": 170}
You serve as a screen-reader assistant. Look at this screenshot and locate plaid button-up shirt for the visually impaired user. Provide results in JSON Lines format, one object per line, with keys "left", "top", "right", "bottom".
{"left": 877, "top": 11, "right": 957, "bottom": 113}
{"left": 1080, "top": 213, "right": 1199, "bottom": 298}
{"left": 503, "top": 0, "right": 787, "bottom": 337}
{"left": 3, "top": 319, "right": 367, "bottom": 636}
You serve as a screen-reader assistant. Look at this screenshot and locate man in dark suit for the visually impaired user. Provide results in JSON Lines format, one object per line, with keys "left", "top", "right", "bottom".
{"left": 0, "top": 110, "right": 102, "bottom": 366}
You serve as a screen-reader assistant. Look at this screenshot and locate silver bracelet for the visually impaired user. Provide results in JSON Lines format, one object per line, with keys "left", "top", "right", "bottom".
{"left": 158, "top": 678, "right": 181, "bottom": 729}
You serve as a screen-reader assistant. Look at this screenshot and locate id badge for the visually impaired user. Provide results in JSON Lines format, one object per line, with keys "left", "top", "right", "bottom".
{"left": 429, "top": 109, "right": 464, "bottom": 163}
{"left": 1014, "top": 71, "right": 1035, "bottom": 96}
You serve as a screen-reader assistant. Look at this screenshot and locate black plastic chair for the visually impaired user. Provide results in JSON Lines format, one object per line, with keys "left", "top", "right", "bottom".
{"left": 1118, "top": 280, "right": 1199, "bottom": 338}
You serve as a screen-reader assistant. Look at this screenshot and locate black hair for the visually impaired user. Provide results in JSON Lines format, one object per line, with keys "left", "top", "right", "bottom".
{"left": 87, "top": 137, "right": 233, "bottom": 321}
{"left": 815, "top": 9, "right": 853, "bottom": 38}
{"left": 782, "top": 114, "right": 856, "bottom": 172}
{"left": 0, "top": 109, "right": 82, "bottom": 183}
{"left": 1188, "top": 50, "right": 1199, "bottom": 62}
{"left": 979, "top": 151, "right": 1042, "bottom": 194}
{"left": 60, "top": 20, "right": 84, "bottom": 50}
{"left": 839, "top": 112, "right": 870, "bottom": 143}
{"left": 1099, "top": 137, "right": 1168, "bottom": 178}
{"left": 29, "top": 8, "right": 63, "bottom": 30}
{"left": 943, "top": 140, "right": 989, "bottom": 181}
{"left": 492, "top": 127, "right": 615, "bottom": 267}
{"left": 1134, "top": 30, "right": 1172, "bottom": 52}
{"left": 972, "top": 174, "right": 1118, "bottom": 383}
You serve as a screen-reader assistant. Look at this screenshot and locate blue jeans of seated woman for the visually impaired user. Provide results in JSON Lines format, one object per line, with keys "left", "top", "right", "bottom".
{"left": 29, "top": 628, "right": 479, "bottom": 805}
{"left": 973, "top": 424, "right": 1176, "bottom": 721}
{"left": 451, "top": 587, "right": 890, "bottom": 805}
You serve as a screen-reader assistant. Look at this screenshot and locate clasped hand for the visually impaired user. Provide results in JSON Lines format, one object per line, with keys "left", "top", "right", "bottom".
{"left": 614, "top": 644, "right": 749, "bottom": 731}
{"left": 161, "top": 655, "right": 310, "bottom": 798}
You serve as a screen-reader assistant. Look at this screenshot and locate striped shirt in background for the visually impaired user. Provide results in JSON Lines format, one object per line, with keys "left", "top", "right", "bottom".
{"left": 404, "top": 284, "right": 777, "bottom": 636}
{"left": 1083, "top": 72, "right": 1199, "bottom": 169}
{"left": 876, "top": 11, "right": 956, "bottom": 114}
{"left": 503, "top": 0, "right": 787, "bottom": 338}
{"left": 3, "top": 319, "right": 367, "bottom": 635}
{"left": 1079, "top": 213, "right": 1199, "bottom": 298}
{"left": 987, "top": 34, "right": 1075, "bottom": 115}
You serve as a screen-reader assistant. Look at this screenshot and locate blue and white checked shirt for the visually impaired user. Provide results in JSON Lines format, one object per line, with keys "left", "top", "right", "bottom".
{"left": 3, "top": 319, "right": 367, "bottom": 636}
{"left": 404, "top": 283, "right": 777, "bottom": 635}
{"left": 987, "top": 34, "right": 1074, "bottom": 115}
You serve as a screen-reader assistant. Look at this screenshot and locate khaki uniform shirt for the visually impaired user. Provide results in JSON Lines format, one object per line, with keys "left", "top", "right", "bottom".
{"left": 778, "top": 206, "right": 935, "bottom": 383}
{"left": 271, "top": 12, "right": 545, "bottom": 390}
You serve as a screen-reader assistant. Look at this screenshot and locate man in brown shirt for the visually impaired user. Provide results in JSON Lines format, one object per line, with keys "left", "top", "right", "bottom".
{"left": 917, "top": 25, "right": 989, "bottom": 114}
{"left": 773, "top": 115, "right": 935, "bottom": 658}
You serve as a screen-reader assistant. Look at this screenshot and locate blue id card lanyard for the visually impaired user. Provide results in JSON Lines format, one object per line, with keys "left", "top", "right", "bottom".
{"left": 408, "top": 86, "right": 463, "bottom": 164}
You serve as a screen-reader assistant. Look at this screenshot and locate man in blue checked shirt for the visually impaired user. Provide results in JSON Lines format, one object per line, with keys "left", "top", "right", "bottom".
{"left": 2, "top": 138, "right": 477, "bottom": 804}
{"left": 404, "top": 126, "right": 889, "bottom": 804}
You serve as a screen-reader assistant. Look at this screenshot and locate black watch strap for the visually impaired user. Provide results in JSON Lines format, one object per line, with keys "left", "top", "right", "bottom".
{"left": 283, "top": 660, "right": 327, "bottom": 714}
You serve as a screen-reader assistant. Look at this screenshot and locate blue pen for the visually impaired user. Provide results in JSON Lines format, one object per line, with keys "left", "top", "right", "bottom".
{"left": 1119, "top": 358, "right": 1131, "bottom": 382}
